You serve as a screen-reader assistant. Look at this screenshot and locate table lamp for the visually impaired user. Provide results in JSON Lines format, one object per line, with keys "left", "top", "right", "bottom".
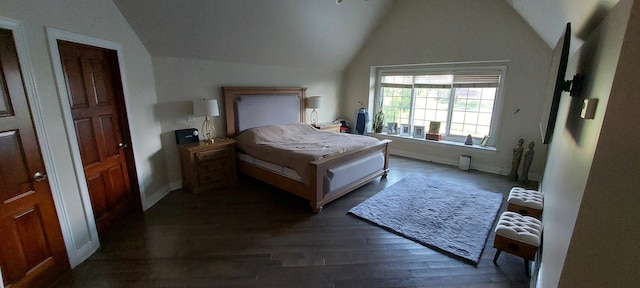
{"left": 306, "top": 96, "right": 321, "bottom": 126}
{"left": 193, "top": 99, "right": 220, "bottom": 143}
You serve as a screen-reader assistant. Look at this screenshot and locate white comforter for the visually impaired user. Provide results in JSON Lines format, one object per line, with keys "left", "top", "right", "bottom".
{"left": 236, "top": 123, "right": 379, "bottom": 183}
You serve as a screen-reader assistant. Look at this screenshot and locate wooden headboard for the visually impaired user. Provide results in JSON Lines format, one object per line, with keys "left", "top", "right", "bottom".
{"left": 223, "top": 87, "right": 307, "bottom": 138}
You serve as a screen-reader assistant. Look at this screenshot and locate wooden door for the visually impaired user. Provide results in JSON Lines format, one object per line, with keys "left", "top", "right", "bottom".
{"left": 57, "top": 41, "right": 140, "bottom": 238}
{"left": 0, "top": 28, "right": 69, "bottom": 288}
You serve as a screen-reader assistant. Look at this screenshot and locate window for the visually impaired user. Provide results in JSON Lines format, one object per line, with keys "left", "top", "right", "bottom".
{"left": 376, "top": 64, "right": 506, "bottom": 145}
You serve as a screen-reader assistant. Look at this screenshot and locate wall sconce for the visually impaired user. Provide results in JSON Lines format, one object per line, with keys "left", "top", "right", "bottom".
{"left": 306, "top": 96, "right": 321, "bottom": 126}
{"left": 193, "top": 99, "right": 220, "bottom": 143}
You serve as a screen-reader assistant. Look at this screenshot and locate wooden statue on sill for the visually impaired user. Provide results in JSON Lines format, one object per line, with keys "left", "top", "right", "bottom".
{"left": 520, "top": 141, "right": 535, "bottom": 182}
{"left": 509, "top": 138, "right": 524, "bottom": 180}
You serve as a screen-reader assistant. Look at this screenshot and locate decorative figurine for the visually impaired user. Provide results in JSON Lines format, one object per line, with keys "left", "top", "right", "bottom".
{"left": 520, "top": 141, "right": 535, "bottom": 182}
{"left": 509, "top": 138, "right": 524, "bottom": 180}
{"left": 464, "top": 134, "right": 473, "bottom": 145}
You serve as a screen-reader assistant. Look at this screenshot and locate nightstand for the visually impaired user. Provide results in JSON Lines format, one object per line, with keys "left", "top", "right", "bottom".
{"left": 313, "top": 122, "right": 342, "bottom": 133}
{"left": 179, "top": 139, "right": 237, "bottom": 193}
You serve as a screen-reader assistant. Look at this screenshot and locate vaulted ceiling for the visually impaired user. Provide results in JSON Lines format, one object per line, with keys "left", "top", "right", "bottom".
{"left": 113, "top": 0, "right": 393, "bottom": 70}
{"left": 507, "top": 0, "right": 619, "bottom": 51}
{"left": 113, "top": 0, "right": 619, "bottom": 70}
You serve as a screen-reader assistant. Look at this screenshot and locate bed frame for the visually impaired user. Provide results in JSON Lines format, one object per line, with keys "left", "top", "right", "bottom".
{"left": 223, "top": 87, "right": 390, "bottom": 213}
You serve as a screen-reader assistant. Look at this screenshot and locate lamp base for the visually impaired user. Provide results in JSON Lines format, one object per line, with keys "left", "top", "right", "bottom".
{"left": 201, "top": 116, "right": 216, "bottom": 144}
{"left": 310, "top": 109, "right": 318, "bottom": 126}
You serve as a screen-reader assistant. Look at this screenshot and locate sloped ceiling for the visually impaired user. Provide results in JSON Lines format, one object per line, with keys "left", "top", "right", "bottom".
{"left": 507, "top": 0, "right": 618, "bottom": 50}
{"left": 113, "top": 0, "right": 619, "bottom": 70}
{"left": 113, "top": 0, "right": 393, "bottom": 70}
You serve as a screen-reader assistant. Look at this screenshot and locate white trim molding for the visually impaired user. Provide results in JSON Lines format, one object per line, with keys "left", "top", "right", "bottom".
{"left": 46, "top": 27, "right": 146, "bottom": 266}
{"left": 46, "top": 28, "right": 102, "bottom": 267}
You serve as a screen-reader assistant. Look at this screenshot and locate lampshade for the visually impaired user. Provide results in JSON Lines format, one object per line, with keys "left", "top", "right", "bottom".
{"left": 193, "top": 99, "right": 220, "bottom": 117}
{"left": 306, "top": 96, "right": 321, "bottom": 109}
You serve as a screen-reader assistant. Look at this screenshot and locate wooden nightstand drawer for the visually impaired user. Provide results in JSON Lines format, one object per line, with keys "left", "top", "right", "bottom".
{"left": 179, "top": 139, "right": 237, "bottom": 193}
{"left": 196, "top": 149, "right": 230, "bottom": 162}
{"left": 197, "top": 160, "right": 230, "bottom": 177}
{"left": 198, "top": 172, "right": 226, "bottom": 186}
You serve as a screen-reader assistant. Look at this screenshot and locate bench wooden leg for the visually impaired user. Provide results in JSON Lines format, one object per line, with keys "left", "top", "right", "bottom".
{"left": 524, "top": 259, "right": 530, "bottom": 277}
{"left": 493, "top": 249, "right": 502, "bottom": 264}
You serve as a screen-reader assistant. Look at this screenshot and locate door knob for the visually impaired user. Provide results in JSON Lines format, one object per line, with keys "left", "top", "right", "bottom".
{"left": 33, "top": 172, "right": 48, "bottom": 182}
{"left": 118, "top": 143, "right": 128, "bottom": 148}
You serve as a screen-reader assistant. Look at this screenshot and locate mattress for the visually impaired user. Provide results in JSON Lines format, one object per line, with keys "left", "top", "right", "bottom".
{"left": 238, "top": 152, "right": 302, "bottom": 182}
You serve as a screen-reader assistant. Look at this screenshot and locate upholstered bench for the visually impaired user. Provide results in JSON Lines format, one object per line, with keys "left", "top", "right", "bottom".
{"left": 493, "top": 211, "right": 543, "bottom": 276}
{"left": 507, "top": 187, "right": 543, "bottom": 219}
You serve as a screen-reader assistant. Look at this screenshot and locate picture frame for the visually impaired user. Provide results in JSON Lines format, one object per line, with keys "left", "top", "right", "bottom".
{"left": 387, "top": 122, "right": 399, "bottom": 134}
{"left": 413, "top": 125, "right": 425, "bottom": 138}
{"left": 480, "top": 135, "right": 490, "bottom": 147}
{"left": 428, "top": 121, "right": 441, "bottom": 134}
{"left": 400, "top": 124, "right": 411, "bottom": 136}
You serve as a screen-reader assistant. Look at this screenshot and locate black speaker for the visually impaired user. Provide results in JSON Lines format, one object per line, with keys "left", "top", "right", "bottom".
{"left": 175, "top": 128, "right": 199, "bottom": 144}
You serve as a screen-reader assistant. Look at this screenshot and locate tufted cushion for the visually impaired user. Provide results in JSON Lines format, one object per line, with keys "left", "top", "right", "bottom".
{"left": 508, "top": 187, "right": 544, "bottom": 210}
{"left": 495, "top": 211, "right": 543, "bottom": 246}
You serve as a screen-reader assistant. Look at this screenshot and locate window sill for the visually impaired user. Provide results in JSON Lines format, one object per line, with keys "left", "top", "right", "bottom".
{"left": 371, "top": 133, "right": 497, "bottom": 153}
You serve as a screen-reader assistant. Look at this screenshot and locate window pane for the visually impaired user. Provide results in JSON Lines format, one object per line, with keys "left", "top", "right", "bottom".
{"left": 467, "top": 100, "right": 480, "bottom": 112}
{"left": 435, "top": 112, "right": 448, "bottom": 123}
{"left": 468, "top": 88, "right": 483, "bottom": 100}
{"left": 481, "top": 87, "right": 497, "bottom": 100}
{"left": 437, "top": 94, "right": 450, "bottom": 109}
{"left": 451, "top": 111, "right": 465, "bottom": 123}
{"left": 425, "top": 97, "right": 438, "bottom": 108}
{"left": 478, "top": 113, "right": 492, "bottom": 126}
{"left": 476, "top": 125, "right": 490, "bottom": 136}
{"left": 479, "top": 99, "right": 494, "bottom": 113}
{"left": 413, "top": 119, "right": 428, "bottom": 127}
{"left": 450, "top": 123, "right": 463, "bottom": 135}
{"left": 456, "top": 88, "right": 469, "bottom": 98}
{"left": 463, "top": 124, "right": 476, "bottom": 135}
{"left": 414, "top": 87, "right": 449, "bottom": 133}
{"left": 465, "top": 112, "right": 478, "bottom": 125}
{"left": 449, "top": 87, "right": 497, "bottom": 137}
{"left": 454, "top": 98, "right": 467, "bottom": 111}
{"left": 398, "top": 108, "right": 411, "bottom": 125}
{"left": 382, "top": 87, "right": 411, "bottom": 126}
{"left": 414, "top": 108, "right": 426, "bottom": 120}
{"left": 425, "top": 109, "right": 436, "bottom": 119}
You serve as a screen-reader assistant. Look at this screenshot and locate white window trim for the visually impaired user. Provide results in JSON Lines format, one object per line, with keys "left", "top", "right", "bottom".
{"left": 372, "top": 61, "right": 508, "bottom": 147}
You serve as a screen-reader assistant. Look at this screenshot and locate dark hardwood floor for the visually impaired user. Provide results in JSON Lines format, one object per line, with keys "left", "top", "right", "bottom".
{"left": 54, "top": 156, "right": 532, "bottom": 288}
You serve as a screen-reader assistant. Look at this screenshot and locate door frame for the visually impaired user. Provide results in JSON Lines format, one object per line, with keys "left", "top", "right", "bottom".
{"left": 0, "top": 17, "right": 78, "bottom": 265}
{"left": 46, "top": 28, "right": 144, "bottom": 266}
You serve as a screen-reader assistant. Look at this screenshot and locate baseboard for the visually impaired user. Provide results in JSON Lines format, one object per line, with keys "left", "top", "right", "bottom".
{"left": 169, "top": 181, "right": 182, "bottom": 192}
{"left": 389, "top": 149, "right": 503, "bottom": 175}
{"left": 389, "top": 149, "right": 542, "bottom": 182}
{"left": 68, "top": 240, "right": 100, "bottom": 268}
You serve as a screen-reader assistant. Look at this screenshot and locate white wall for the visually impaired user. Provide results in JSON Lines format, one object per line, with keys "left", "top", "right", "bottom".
{"left": 538, "top": 0, "right": 640, "bottom": 286}
{"left": 342, "top": 0, "right": 552, "bottom": 178}
{"left": 152, "top": 56, "right": 343, "bottom": 186}
{"left": 0, "top": 0, "right": 164, "bottom": 267}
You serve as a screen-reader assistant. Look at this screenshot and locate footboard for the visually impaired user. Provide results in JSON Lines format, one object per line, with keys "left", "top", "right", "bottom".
{"left": 309, "top": 139, "right": 391, "bottom": 212}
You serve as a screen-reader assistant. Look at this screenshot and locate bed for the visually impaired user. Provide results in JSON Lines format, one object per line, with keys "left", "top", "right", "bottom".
{"left": 223, "top": 87, "right": 391, "bottom": 213}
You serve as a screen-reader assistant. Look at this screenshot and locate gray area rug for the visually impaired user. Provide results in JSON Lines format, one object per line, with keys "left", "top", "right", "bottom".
{"left": 348, "top": 174, "right": 504, "bottom": 264}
